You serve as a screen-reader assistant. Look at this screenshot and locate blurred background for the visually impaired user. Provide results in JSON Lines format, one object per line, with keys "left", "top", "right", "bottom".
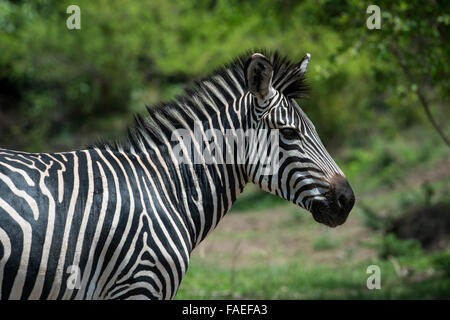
{"left": 0, "top": 0, "right": 449, "bottom": 299}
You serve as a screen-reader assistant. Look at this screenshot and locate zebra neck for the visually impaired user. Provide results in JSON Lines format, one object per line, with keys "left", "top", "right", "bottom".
{"left": 136, "top": 98, "right": 251, "bottom": 249}
{"left": 182, "top": 96, "right": 255, "bottom": 247}
{"left": 188, "top": 160, "right": 247, "bottom": 246}
{"left": 177, "top": 123, "right": 250, "bottom": 247}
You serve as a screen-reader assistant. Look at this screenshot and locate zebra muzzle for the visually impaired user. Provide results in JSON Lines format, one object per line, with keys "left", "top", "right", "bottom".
{"left": 311, "top": 175, "right": 355, "bottom": 228}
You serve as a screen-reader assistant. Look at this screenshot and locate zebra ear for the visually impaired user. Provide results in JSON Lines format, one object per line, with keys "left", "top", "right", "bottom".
{"left": 297, "top": 53, "right": 311, "bottom": 74}
{"left": 245, "top": 53, "right": 274, "bottom": 103}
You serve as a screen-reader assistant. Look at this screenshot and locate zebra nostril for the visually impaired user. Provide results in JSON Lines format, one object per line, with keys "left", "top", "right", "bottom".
{"left": 338, "top": 194, "right": 347, "bottom": 209}
{"left": 330, "top": 174, "right": 355, "bottom": 214}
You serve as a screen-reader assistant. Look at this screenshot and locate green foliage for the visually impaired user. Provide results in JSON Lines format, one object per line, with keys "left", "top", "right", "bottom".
{"left": 341, "top": 128, "right": 449, "bottom": 194}
{"left": 431, "top": 251, "right": 450, "bottom": 277}
{"left": 306, "top": 0, "right": 450, "bottom": 144}
{"left": 366, "top": 233, "right": 424, "bottom": 260}
{"left": 1, "top": 1, "right": 447, "bottom": 152}
{"left": 359, "top": 204, "right": 391, "bottom": 231}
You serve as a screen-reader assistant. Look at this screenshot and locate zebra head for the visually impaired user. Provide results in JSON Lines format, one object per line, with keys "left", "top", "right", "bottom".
{"left": 244, "top": 53, "right": 355, "bottom": 227}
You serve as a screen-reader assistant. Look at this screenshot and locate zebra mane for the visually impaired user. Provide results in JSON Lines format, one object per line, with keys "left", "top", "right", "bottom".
{"left": 89, "top": 50, "right": 309, "bottom": 154}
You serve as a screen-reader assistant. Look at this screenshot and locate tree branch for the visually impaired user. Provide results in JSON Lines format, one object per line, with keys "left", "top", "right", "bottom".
{"left": 390, "top": 45, "right": 450, "bottom": 146}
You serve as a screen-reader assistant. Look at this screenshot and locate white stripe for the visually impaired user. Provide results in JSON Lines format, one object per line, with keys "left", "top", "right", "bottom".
{"left": 0, "top": 198, "right": 32, "bottom": 299}
{"left": 62, "top": 150, "right": 94, "bottom": 299}
{"left": 0, "top": 172, "right": 39, "bottom": 220}
{"left": 0, "top": 227, "right": 12, "bottom": 298}
{"left": 76, "top": 160, "right": 109, "bottom": 299}
{"left": 47, "top": 152, "right": 79, "bottom": 298}
{"left": 0, "top": 161, "right": 35, "bottom": 186}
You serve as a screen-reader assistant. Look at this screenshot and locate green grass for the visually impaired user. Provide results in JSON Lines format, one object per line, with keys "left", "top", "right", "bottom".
{"left": 313, "top": 234, "right": 341, "bottom": 251}
{"left": 177, "top": 252, "right": 450, "bottom": 299}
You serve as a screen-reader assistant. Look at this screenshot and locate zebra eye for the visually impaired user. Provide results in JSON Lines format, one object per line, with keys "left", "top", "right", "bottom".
{"left": 280, "top": 128, "right": 300, "bottom": 140}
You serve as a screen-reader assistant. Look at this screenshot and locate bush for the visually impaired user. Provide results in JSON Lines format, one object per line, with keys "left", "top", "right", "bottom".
{"left": 359, "top": 203, "right": 392, "bottom": 231}
{"left": 367, "top": 233, "right": 423, "bottom": 260}
{"left": 389, "top": 202, "right": 450, "bottom": 250}
{"left": 431, "top": 251, "right": 450, "bottom": 276}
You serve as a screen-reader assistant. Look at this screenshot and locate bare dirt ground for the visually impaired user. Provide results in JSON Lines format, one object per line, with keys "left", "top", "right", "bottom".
{"left": 192, "top": 207, "right": 377, "bottom": 269}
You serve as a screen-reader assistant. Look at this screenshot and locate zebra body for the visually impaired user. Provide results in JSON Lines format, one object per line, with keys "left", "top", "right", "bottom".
{"left": 0, "top": 149, "right": 188, "bottom": 299}
{"left": 0, "top": 51, "right": 355, "bottom": 299}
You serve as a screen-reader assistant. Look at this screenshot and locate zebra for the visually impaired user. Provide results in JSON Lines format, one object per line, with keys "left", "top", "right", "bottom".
{"left": 0, "top": 51, "right": 355, "bottom": 300}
